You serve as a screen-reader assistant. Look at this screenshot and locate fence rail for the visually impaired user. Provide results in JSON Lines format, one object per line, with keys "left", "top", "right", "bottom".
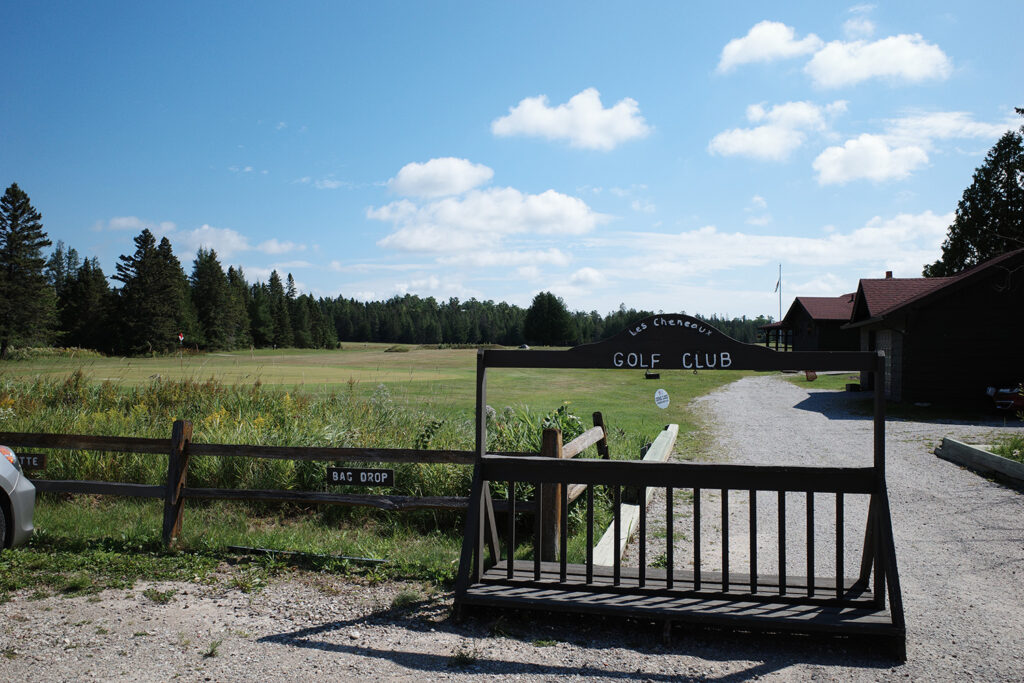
{"left": 0, "top": 411, "right": 610, "bottom": 549}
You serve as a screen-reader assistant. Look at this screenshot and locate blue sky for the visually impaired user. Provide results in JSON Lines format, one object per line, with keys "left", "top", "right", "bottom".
{"left": 2, "top": 1, "right": 1021, "bottom": 319}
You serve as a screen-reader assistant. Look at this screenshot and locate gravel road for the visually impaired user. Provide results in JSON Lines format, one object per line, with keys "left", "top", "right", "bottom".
{"left": 2, "top": 375, "right": 1023, "bottom": 681}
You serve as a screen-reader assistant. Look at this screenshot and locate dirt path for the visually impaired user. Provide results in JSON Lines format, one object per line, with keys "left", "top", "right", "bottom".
{"left": 2, "top": 376, "right": 1023, "bottom": 681}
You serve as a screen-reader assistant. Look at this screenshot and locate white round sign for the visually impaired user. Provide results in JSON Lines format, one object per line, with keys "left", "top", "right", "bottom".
{"left": 654, "top": 388, "right": 670, "bottom": 410}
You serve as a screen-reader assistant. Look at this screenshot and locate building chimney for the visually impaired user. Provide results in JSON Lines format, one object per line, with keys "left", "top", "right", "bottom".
{"left": 885, "top": 271, "right": 893, "bottom": 279}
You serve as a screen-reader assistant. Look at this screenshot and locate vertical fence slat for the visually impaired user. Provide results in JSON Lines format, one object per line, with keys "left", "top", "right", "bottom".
{"left": 694, "top": 488, "right": 701, "bottom": 591}
{"left": 749, "top": 489, "right": 757, "bottom": 594}
{"left": 586, "top": 486, "right": 594, "bottom": 584}
{"left": 778, "top": 490, "right": 787, "bottom": 596}
{"left": 613, "top": 485, "right": 621, "bottom": 586}
{"left": 559, "top": 480, "right": 568, "bottom": 582}
{"left": 807, "top": 491, "right": 815, "bottom": 598}
{"left": 534, "top": 483, "right": 543, "bottom": 581}
{"left": 507, "top": 481, "right": 516, "bottom": 580}
{"left": 722, "top": 489, "right": 730, "bottom": 592}
{"left": 639, "top": 486, "right": 647, "bottom": 588}
{"left": 836, "top": 492, "right": 844, "bottom": 600}
{"left": 665, "top": 487, "right": 674, "bottom": 590}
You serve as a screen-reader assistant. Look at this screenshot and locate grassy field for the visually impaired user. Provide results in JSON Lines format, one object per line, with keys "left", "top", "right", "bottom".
{"left": 0, "top": 345, "right": 759, "bottom": 439}
{"left": 0, "top": 346, "right": 762, "bottom": 594}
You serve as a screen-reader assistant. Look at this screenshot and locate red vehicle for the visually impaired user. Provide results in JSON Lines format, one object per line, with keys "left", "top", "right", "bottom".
{"left": 986, "top": 384, "right": 1024, "bottom": 411}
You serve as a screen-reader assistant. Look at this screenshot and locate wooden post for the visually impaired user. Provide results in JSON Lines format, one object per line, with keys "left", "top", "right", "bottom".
{"left": 162, "top": 420, "right": 193, "bottom": 549}
{"left": 592, "top": 412, "right": 610, "bottom": 460}
{"left": 540, "top": 428, "right": 563, "bottom": 562}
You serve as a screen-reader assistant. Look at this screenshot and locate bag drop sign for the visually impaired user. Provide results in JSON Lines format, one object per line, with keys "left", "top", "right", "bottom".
{"left": 654, "top": 389, "right": 670, "bottom": 410}
{"left": 327, "top": 467, "right": 395, "bottom": 487}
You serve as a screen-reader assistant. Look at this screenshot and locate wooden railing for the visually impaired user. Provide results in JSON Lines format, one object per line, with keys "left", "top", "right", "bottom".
{"left": 0, "top": 412, "right": 610, "bottom": 551}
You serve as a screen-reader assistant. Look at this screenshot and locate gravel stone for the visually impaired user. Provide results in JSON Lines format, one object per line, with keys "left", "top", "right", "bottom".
{"left": 1, "top": 375, "right": 1022, "bottom": 680}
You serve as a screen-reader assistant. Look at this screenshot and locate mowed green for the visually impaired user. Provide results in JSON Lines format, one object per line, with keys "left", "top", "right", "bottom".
{"left": 4, "top": 344, "right": 759, "bottom": 439}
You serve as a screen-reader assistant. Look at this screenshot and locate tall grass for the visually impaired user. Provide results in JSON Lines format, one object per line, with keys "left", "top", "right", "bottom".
{"left": 0, "top": 373, "right": 650, "bottom": 518}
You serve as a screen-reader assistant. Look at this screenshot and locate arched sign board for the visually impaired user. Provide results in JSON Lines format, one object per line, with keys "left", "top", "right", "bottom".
{"left": 481, "top": 313, "right": 878, "bottom": 372}
{"left": 473, "top": 313, "right": 885, "bottom": 469}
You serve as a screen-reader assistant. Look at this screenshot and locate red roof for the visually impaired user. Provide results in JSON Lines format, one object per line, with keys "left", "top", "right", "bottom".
{"left": 850, "top": 247, "right": 1024, "bottom": 324}
{"left": 856, "top": 278, "right": 952, "bottom": 318}
{"left": 796, "top": 293, "right": 855, "bottom": 320}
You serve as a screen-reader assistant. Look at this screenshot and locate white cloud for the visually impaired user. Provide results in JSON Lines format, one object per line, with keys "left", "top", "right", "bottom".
{"left": 257, "top": 238, "right": 306, "bottom": 255}
{"left": 491, "top": 88, "right": 650, "bottom": 151}
{"left": 882, "top": 111, "right": 1016, "bottom": 148}
{"left": 95, "top": 216, "right": 176, "bottom": 235}
{"left": 271, "top": 260, "right": 313, "bottom": 269}
{"left": 842, "top": 17, "right": 875, "bottom": 39}
{"left": 805, "top": 34, "right": 952, "bottom": 88}
{"left": 570, "top": 267, "right": 602, "bottom": 286}
{"left": 517, "top": 266, "right": 541, "bottom": 280}
{"left": 717, "top": 21, "right": 823, "bottom": 73}
{"left": 813, "top": 134, "right": 929, "bottom": 184}
{"left": 276, "top": 121, "right": 287, "bottom": 130}
{"left": 315, "top": 178, "right": 349, "bottom": 190}
{"left": 370, "top": 187, "right": 607, "bottom": 253}
{"left": 631, "top": 199, "right": 656, "bottom": 214}
{"left": 708, "top": 100, "right": 845, "bottom": 161}
{"left": 751, "top": 195, "right": 767, "bottom": 209}
{"left": 598, "top": 210, "right": 951, "bottom": 276}
{"left": 387, "top": 158, "right": 494, "bottom": 198}
{"left": 176, "top": 225, "right": 251, "bottom": 259}
{"left": 437, "top": 248, "right": 571, "bottom": 267}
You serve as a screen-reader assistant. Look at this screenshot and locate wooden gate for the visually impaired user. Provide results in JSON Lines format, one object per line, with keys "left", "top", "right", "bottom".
{"left": 454, "top": 314, "right": 905, "bottom": 658}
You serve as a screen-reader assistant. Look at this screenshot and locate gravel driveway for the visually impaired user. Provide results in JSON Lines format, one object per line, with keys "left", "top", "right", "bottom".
{"left": 2, "top": 375, "right": 1022, "bottom": 681}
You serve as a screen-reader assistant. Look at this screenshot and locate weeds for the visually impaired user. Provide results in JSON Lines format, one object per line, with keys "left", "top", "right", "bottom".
{"left": 448, "top": 641, "right": 481, "bottom": 668}
{"left": 390, "top": 587, "right": 423, "bottom": 610}
{"left": 142, "top": 588, "right": 177, "bottom": 604}
{"left": 203, "top": 639, "right": 222, "bottom": 658}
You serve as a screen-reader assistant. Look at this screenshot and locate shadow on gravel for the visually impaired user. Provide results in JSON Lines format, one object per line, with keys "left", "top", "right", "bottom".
{"left": 791, "top": 391, "right": 870, "bottom": 421}
{"left": 792, "top": 390, "right": 1018, "bottom": 428}
{"left": 258, "top": 601, "right": 899, "bottom": 679}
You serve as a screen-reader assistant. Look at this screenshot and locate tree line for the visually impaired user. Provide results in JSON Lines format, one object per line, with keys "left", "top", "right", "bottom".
{"left": 0, "top": 184, "right": 775, "bottom": 357}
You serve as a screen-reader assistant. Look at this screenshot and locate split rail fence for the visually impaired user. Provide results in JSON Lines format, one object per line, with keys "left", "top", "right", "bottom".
{"left": 0, "top": 413, "right": 611, "bottom": 551}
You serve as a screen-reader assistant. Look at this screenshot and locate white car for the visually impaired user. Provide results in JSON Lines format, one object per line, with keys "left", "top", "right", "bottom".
{"left": 0, "top": 445, "right": 35, "bottom": 548}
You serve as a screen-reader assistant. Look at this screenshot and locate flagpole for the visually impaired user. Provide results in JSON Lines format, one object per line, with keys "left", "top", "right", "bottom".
{"left": 778, "top": 263, "right": 782, "bottom": 321}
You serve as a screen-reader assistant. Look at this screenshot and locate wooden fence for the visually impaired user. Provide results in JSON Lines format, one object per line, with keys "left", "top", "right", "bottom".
{"left": 0, "top": 412, "right": 610, "bottom": 550}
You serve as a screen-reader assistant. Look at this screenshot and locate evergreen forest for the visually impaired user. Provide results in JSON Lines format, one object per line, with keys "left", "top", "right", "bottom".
{"left": 0, "top": 184, "right": 773, "bottom": 357}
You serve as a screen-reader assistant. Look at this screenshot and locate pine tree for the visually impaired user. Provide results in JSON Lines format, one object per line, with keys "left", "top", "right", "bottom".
{"left": 114, "top": 229, "right": 194, "bottom": 354}
{"left": 190, "top": 248, "right": 232, "bottom": 349}
{"left": 61, "top": 258, "right": 114, "bottom": 350}
{"left": 226, "top": 266, "right": 252, "bottom": 348}
{"left": 924, "top": 112, "right": 1024, "bottom": 276}
{"left": 267, "top": 271, "right": 292, "bottom": 347}
{"left": 248, "top": 283, "right": 274, "bottom": 347}
{"left": 0, "top": 183, "right": 55, "bottom": 357}
{"left": 523, "top": 291, "right": 576, "bottom": 346}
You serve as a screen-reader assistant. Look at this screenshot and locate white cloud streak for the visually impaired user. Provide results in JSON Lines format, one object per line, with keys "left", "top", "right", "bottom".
{"left": 491, "top": 88, "right": 650, "bottom": 151}
{"left": 805, "top": 34, "right": 952, "bottom": 88}
{"left": 717, "top": 21, "right": 823, "bottom": 72}
{"left": 708, "top": 100, "right": 846, "bottom": 161}
{"left": 813, "top": 134, "right": 929, "bottom": 184}
{"left": 370, "top": 187, "right": 607, "bottom": 253}
{"left": 387, "top": 158, "right": 494, "bottom": 198}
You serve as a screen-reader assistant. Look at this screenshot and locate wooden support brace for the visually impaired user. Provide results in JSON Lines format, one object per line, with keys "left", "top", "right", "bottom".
{"left": 162, "top": 420, "right": 193, "bottom": 549}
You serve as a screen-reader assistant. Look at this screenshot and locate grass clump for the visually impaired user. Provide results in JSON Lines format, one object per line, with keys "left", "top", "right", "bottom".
{"left": 142, "top": 588, "right": 177, "bottom": 604}
{"left": 992, "top": 433, "right": 1024, "bottom": 463}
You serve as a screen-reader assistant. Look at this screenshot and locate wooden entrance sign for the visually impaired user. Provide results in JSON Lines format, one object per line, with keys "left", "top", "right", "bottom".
{"left": 454, "top": 314, "right": 905, "bottom": 659}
